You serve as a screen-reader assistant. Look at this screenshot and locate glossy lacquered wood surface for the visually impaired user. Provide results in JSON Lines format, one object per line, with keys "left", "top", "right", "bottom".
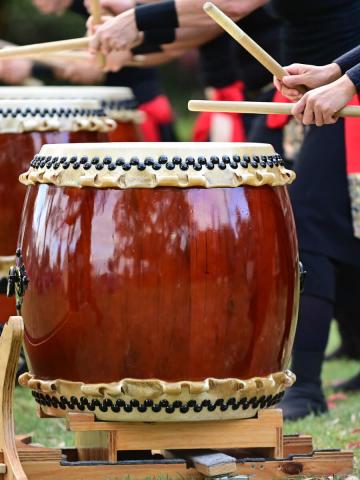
{"left": 108, "top": 121, "right": 141, "bottom": 142}
{"left": 0, "top": 131, "right": 107, "bottom": 325}
{"left": 19, "top": 184, "right": 299, "bottom": 383}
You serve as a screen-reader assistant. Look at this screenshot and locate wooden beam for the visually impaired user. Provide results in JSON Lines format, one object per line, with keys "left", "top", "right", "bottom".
{"left": 67, "top": 409, "right": 283, "bottom": 456}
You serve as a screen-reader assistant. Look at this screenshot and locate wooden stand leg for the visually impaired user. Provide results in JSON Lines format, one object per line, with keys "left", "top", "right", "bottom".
{"left": 0, "top": 317, "right": 27, "bottom": 480}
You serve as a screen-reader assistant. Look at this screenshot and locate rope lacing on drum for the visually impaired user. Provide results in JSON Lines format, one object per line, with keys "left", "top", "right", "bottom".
{"left": 31, "top": 390, "right": 285, "bottom": 414}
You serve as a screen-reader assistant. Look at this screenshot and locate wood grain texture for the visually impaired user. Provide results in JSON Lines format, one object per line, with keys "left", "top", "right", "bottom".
{"left": 283, "top": 434, "right": 313, "bottom": 456}
{"left": 0, "top": 317, "right": 27, "bottom": 480}
{"left": 67, "top": 409, "right": 283, "bottom": 454}
{"left": 0, "top": 38, "right": 89, "bottom": 60}
{"left": 188, "top": 100, "right": 360, "bottom": 118}
{"left": 19, "top": 183, "right": 299, "bottom": 383}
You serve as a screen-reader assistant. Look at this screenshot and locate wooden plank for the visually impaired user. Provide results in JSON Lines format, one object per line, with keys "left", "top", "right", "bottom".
{"left": 16, "top": 442, "right": 62, "bottom": 463}
{"left": 235, "top": 450, "right": 353, "bottom": 478}
{"left": 0, "top": 317, "right": 28, "bottom": 480}
{"left": 21, "top": 460, "right": 202, "bottom": 480}
{"left": 67, "top": 409, "right": 283, "bottom": 453}
{"left": 283, "top": 434, "right": 313, "bottom": 456}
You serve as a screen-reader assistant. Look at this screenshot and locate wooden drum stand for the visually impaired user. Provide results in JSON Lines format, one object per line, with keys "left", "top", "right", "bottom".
{"left": 0, "top": 317, "right": 354, "bottom": 479}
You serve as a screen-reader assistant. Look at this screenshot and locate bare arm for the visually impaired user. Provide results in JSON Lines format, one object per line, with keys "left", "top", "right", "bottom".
{"left": 89, "top": 0, "right": 268, "bottom": 55}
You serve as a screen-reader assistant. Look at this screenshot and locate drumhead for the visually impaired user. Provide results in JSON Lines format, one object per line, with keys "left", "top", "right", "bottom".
{"left": 0, "top": 99, "right": 115, "bottom": 133}
{"left": 20, "top": 142, "right": 296, "bottom": 189}
{"left": 0, "top": 86, "right": 141, "bottom": 123}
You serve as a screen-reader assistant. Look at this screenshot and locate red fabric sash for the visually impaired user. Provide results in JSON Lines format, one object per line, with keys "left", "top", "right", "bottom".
{"left": 344, "top": 94, "right": 360, "bottom": 238}
{"left": 192, "top": 81, "right": 246, "bottom": 142}
{"left": 344, "top": 94, "right": 360, "bottom": 175}
{"left": 138, "top": 95, "right": 174, "bottom": 142}
{"left": 266, "top": 90, "right": 292, "bottom": 129}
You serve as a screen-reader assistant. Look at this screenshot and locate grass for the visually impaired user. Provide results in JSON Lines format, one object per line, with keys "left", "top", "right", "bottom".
{"left": 13, "top": 322, "right": 360, "bottom": 475}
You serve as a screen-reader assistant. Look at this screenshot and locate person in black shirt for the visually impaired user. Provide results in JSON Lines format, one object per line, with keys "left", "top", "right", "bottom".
{"left": 270, "top": 0, "right": 360, "bottom": 420}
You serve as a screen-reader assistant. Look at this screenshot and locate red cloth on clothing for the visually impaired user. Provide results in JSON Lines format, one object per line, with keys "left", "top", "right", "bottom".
{"left": 266, "top": 90, "right": 292, "bottom": 129}
{"left": 138, "top": 95, "right": 174, "bottom": 142}
{"left": 192, "top": 81, "right": 246, "bottom": 142}
{"left": 344, "top": 94, "right": 360, "bottom": 174}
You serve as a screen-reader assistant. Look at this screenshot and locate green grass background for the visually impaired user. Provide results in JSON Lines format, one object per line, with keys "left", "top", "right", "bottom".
{"left": 13, "top": 323, "right": 360, "bottom": 475}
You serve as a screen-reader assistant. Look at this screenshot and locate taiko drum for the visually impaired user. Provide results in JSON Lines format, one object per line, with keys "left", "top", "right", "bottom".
{"left": 17, "top": 142, "right": 299, "bottom": 422}
{"left": 0, "top": 86, "right": 141, "bottom": 142}
{"left": 0, "top": 98, "right": 113, "bottom": 324}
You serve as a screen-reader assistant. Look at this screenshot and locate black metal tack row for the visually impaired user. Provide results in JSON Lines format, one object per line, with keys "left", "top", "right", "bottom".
{"left": 0, "top": 108, "right": 106, "bottom": 118}
{"left": 104, "top": 99, "right": 138, "bottom": 110}
{"left": 29, "top": 153, "right": 284, "bottom": 173}
{"left": 32, "top": 390, "right": 285, "bottom": 414}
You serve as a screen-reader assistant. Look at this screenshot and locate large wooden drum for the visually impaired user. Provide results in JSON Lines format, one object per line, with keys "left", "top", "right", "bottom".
{"left": 0, "top": 99, "right": 114, "bottom": 325}
{"left": 17, "top": 142, "right": 299, "bottom": 422}
{"left": 0, "top": 86, "right": 141, "bottom": 142}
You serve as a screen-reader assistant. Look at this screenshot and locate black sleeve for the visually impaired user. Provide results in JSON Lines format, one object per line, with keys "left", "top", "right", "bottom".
{"left": 346, "top": 63, "right": 360, "bottom": 92}
{"left": 69, "top": 0, "right": 88, "bottom": 17}
{"left": 135, "top": 1, "right": 179, "bottom": 30}
{"left": 199, "top": 34, "right": 238, "bottom": 88}
{"left": 334, "top": 45, "right": 360, "bottom": 73}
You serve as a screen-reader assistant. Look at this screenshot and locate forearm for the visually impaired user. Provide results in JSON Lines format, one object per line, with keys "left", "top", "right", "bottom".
{"left": 165, "top": 25, "right": 220, "bottom": 50}
{"left": 334, "top": 45, "right": 360, "bottom": 73}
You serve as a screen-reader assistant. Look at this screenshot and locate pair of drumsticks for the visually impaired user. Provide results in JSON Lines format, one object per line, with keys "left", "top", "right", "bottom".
{"left": 189, "top": 3, "right": 360, "bottom": 118}
{"left": 0, "top": 1, "right": 359, "bottom": 118}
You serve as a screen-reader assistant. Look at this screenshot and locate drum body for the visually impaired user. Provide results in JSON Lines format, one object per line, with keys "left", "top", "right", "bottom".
{"left": 18, "top": 142, "right": 299, "bottom": 422}
{"left": 0, "top": 99, "right": 113, "bottom": 324}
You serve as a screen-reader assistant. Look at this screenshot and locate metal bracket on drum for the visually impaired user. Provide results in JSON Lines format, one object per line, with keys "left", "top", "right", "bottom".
{"left": 7, "top": 249, "right": 29, "bottom": 313}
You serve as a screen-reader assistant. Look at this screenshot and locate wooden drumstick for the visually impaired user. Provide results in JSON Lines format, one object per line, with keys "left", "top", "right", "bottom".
{"left": 188, "top": 100, "right": 360, "bottom": 118}
{"left": 88, "top": 0, "right": 106, "bottom": 68}
{"left": 0, "top": 38, "right": 90, "bottom": 60}
{"left": 0, "top": 39, "right": 91, "bottom": 64}
{"left": 203, "top": 2, "right": 306, "bottom": 93}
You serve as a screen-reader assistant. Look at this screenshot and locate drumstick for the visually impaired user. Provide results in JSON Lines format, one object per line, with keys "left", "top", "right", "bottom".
{"left": 88, "top": 0, "right": 105, "bottom": 68}
{"left": 188, "top": 100, "right": 360, "bottom": 118}
{"left": 203, "top": 2, "right": 306, "bottom": 93}
{"left": 0, "top": 39, "right": 91, "bottom": 63}
{"left": 0, "top": 38, "right": 90, "bottom": 60}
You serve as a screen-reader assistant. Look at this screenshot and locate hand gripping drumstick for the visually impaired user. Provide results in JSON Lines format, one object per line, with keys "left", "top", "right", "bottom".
{"left": 188, "top": 100, "right": 360, "bottom": 118}
{"left": 88, "top": 0, "right": 106, "bottom": 68}
{"left": 203, "top": 2, "right": 306, "bottom": 93}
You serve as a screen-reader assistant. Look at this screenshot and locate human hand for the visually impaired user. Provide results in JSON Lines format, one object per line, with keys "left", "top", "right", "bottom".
{"left": 32, "top": 0, "right": 73, "bottom": 14}
{"left": 291, "top": 74, "right": 356, "bottom": 126}
{"left": 88, "top": 9, "right": 140, "bottom": 55}
{"left": 102, "top": 48, "right": 133, "bottom": 71}
{"left": 54, "top": 59, "right": 105, "bottom": 84}
{"left": 0, "top": 59, "right": 33, "bottom": 84}
{"left": 274, "top": 63, "right": 342, "bottom": 102}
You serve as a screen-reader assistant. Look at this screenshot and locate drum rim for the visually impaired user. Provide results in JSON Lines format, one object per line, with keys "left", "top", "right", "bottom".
{"left": 20, "top": 142, "right": 296, "bottom": 189}
{"left": 0, "top": 86, "right": 134, "bottom": 101}
{"left": 19, "top": 370, "right": 295, "bottom": 422}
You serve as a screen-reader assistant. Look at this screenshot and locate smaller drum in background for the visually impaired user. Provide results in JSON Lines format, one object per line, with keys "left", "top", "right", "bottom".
{"left": 0, "top": 98, "right": 114, "bottom": 324}
{"left": 0, "top": 87, "right": 142, "bottom": 142}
